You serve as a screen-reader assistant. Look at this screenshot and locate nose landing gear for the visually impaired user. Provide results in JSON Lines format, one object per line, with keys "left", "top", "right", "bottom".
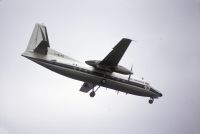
{"left": 148, "top": 98, "right": 154, "bottom": 104}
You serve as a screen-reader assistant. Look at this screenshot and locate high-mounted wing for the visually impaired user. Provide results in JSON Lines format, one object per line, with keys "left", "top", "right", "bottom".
{"left": 99, "top": 38, "right": 132, "bottom": 67}
{"left": 80, "top": 82, "right": 95, "bottom": 93}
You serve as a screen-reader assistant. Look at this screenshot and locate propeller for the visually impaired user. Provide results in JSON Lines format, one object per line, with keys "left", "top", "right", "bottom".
{"left": 128, "top": 65, "right": 133, "bottom": 81}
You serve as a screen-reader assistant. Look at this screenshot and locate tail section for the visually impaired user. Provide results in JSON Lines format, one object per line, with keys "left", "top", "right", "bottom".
{"left": 26, "top": 24, "right": 50, "bottom": 55}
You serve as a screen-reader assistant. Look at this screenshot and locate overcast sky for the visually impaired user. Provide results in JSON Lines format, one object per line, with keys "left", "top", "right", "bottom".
{"left": 0, "top": 0, "right": 200, "bottom": 134}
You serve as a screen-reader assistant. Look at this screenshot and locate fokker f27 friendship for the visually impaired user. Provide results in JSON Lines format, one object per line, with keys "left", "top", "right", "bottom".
{"left": 22, "top": 24, "right": 162, "bottom": 104}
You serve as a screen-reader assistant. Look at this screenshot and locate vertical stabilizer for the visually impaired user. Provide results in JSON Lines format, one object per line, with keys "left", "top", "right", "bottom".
{"left": 26, "top": 24, "right": 50, "bottom": 55}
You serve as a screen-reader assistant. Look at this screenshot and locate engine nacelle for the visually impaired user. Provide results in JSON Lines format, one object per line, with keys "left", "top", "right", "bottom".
{"left": 85, "top": 60, "right": 100, "bottom": 67}
{"left": 85, "top": 60, "right": 132, "bottom": 75}
{"left": 114, "top": 65, "right": 132, "bottom": 75}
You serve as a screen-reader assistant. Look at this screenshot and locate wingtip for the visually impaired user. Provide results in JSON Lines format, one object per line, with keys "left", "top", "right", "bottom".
{"left": 35, "top": 23, "right": 46, "bottom": 29}
{"left": 121, "top": 38, "right": 132, "bottom": 44}
{"left": 121, "top": 38, "right": 132, "bottom": 45}
{"left": 122, "top": 38, "right": 132, "bottom": 42}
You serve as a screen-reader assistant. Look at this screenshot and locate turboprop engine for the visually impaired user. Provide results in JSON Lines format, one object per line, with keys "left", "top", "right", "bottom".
{"left": 114, "top": 65, "right": 132, "bottom": 75}
{"left": 85, "top": 60, "right": 132, "bottom": 75}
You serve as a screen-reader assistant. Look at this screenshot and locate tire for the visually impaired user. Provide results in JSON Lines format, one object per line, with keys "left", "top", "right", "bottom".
{"left": 89, "top": 91, "right": 95, "bottom": 97}
{"left": 149, "top": 99, "right": 153, "bottom": 104}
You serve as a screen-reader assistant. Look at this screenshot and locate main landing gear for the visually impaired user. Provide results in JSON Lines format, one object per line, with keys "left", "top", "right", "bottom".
{"left": 148, "top": 98, "right": 154, "bottom": 104}
{"left": 89, "top": 79, "right": 106, "bottom": 98}
{"left": 89, "top": 86, "right": 100, "bottom": 97}
{"left": 90, "top": 91, "right": 95, "bottom": 97}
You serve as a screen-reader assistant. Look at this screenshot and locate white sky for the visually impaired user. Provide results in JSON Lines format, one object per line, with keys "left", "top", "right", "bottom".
{"left": 0, "top": 0, "right": 200, "bottom": 134}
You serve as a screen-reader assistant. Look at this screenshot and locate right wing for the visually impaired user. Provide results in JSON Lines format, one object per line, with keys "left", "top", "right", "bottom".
{"left": 79, "top": 82, "right": 95, "bottom": 93}
{"left": 99, "top": 38, "right": 132, "bottom": 67}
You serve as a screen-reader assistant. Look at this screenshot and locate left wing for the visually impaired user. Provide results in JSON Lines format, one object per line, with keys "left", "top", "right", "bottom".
{"left": 80, "top": 82, "right": 95, "bottom": 93}
{"left": 99, "top": 38, "right": 132, "bottom": 67}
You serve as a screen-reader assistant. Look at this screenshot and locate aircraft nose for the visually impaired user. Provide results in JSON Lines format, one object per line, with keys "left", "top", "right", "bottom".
{"left": 150, "top": 87, "right": 163, "bottom": 97}
{"left": 159, "top": 92, "right": 163, "bottom": 97}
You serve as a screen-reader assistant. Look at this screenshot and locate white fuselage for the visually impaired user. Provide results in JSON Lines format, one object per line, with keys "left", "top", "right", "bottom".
{"left": 22, "top": 48, "right": 162, "bottom": 98}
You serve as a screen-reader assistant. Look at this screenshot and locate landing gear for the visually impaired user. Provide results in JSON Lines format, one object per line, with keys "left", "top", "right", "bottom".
{"left": 89, "top": 86, "right": 100, "bottom": 98}
{"left": 90, "top": 91, "right": 95, "bottom": 97}
{"left": 148, "top": 98, "right": 154, "bottom": 104}
{"left": 89, "top": 79, "right": 106, "bottom": 98}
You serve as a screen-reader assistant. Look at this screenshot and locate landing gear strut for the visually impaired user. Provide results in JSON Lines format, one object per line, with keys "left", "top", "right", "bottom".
{"left": 148, "top": 98, "right": 154, "bottom": 104}
{"left": 89, "top": 86, "right": 100, "bottom": 97}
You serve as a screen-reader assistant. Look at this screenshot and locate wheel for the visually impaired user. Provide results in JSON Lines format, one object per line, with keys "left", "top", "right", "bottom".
{"left": 101, "top": 79, "right": 106, "bottom": 84}
{"left": 89, "top": 91, "right": 95, "bottom": 97}
{"left": 148, "top": 98, "right": 154, "bottom": 104}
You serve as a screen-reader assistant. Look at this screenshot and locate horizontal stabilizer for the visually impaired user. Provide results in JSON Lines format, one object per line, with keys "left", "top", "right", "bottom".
{"left": 26, "top": 24, "right": 50, "bottom": 55}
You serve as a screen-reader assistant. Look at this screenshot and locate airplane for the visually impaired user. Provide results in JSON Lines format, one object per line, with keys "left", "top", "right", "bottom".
{"left": 22, "top": 24, "right": 162, "bottom": 104}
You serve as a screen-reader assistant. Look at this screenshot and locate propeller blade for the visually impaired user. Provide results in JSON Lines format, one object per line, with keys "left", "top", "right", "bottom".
{"left": 128, "top": 65, "right": 133, "bottom": 81}
{"left": 130, "top": 65, "right": 133, "bottom": 74}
